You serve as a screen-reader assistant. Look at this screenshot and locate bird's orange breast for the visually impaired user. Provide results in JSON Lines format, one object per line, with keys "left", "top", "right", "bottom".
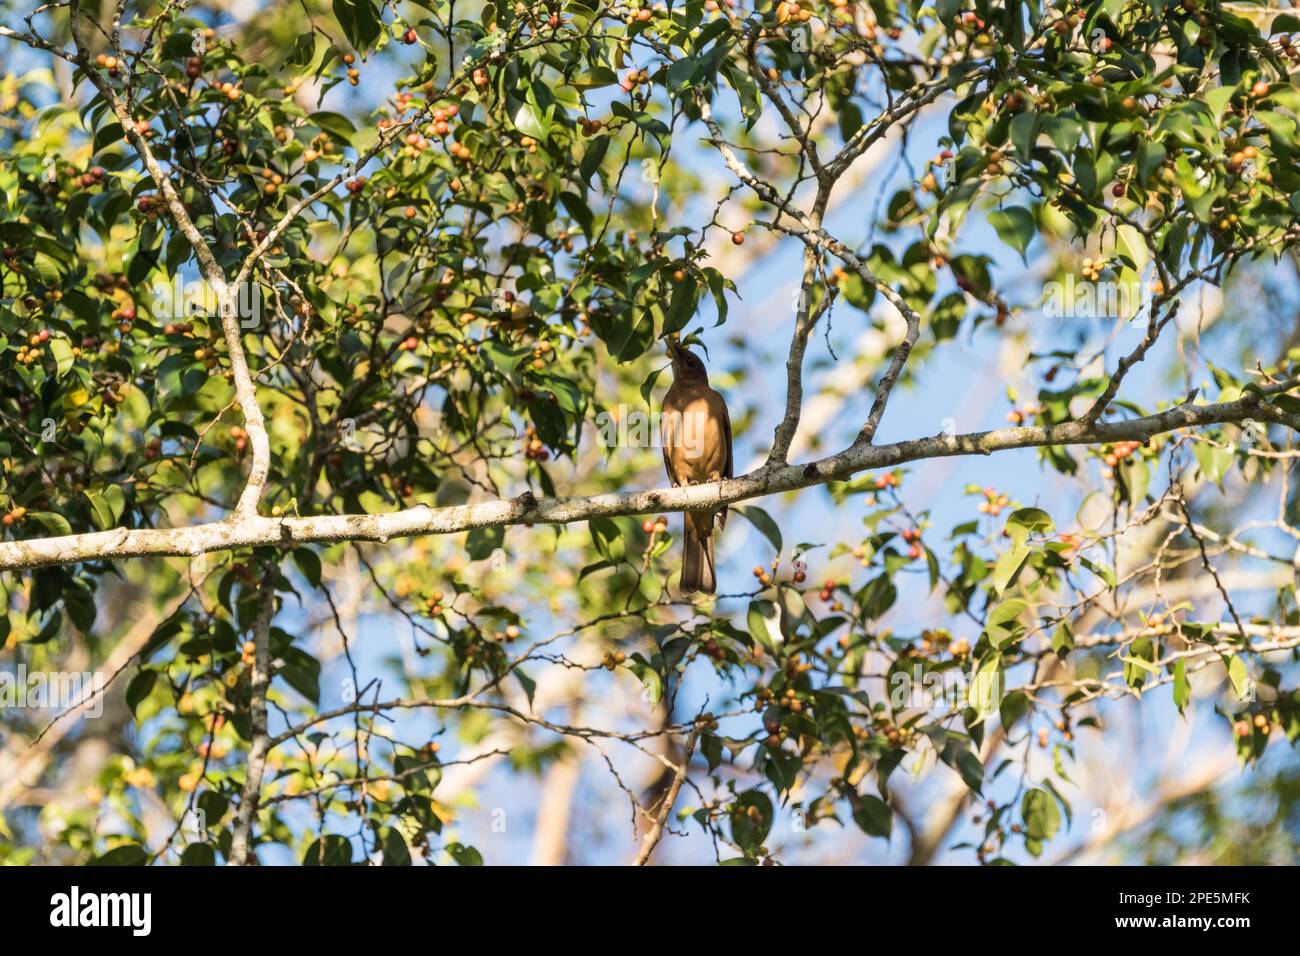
{"left": 662, "top": 389, "right": 728, "bottom": 484}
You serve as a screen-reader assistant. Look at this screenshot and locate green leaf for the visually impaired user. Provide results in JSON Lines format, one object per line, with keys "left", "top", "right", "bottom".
{"left": 1123, "top": 637, "right": 1157, "bottom": 688}
{"left": 102, "top": 484, "right": 126, "bottom": 523}
{"left": 466, "top": 526, "right": 504, "bottom": 561}
{"left": 559, "top": 191, "right": 593, "bottom": 238}
{"left": 1115, "top": 224, "right": 1149, "bottom": 274}
{"left": 662, "top": 274, "right": 699, "bottom": 336}
{"left": 291, "top": 547, "right": 322, "bottom": 588}
{"left": 1051, "top": 622, "right": 1074, "bottom": 657}
{"left": 1136, "top": 139, "right": 1166, "bottom": 185}
{"left": 667, "top": 56, "right": 698, "bottom": 92}
{"left": 198, "top": 791, "right": 228, "bottom": 824}
{"left": 1120, "top": 454, "right": 1150, "bottom": 504}
{"left": 701, "top": 732, "right": 723, "bottom": 772}
{"left": 1009, "top": 112, "right": 1038, "bottom": 164}
{"left": 579, "top": 134, "right": 609, "bottom": 186}
{"left": 1193, "top": 441, "right": 1234, "bottom": 486}
{"left": 180, "top": 844, "right": 216, "bottom": 866}
{"left": 93, "top": 122, "right": 124, "bottom": 155}
{"left": 91, "top": 843, "right": 147, "bottom": 866}
{"left": 1021, "top": 788, "right": 1061, "bottom": 844}
{"left": 589, "top": 516, "right": 625, "bottom": 561}
{"left": 746, "top": 600, "right": 779, "bottom": 655}
{"left": 989, "top": 544, "right": 1030, "bottom": 594}
{"left": 310, "top": 111, "right": 357, "bottom": 144}
{"left": 125, "top": 668, "right": 156, "bottom": 717}
{"left": 332, "top": 0, "right": 381, "bottom": 51}
{"left": 729, "top": 790, "right": 773, "bottom": 849}
{"left": 735, "top": 505, "right": 781, "bottom": 554}
{"left": 479, "top": 340, "right": 531, "bottom": 377}
{"left": 85, "top": 490, "right": 116, "bottom": 531}
{"left": 381, "top": 827, "right": 412, "bottom": 866}
{"left": 1272, "top": 13, "right": 1300, "bottom": 34}
{"left": 513, "top": 669, "right": 536, "bottom": 708}
{"left": 447, "top": 842, "right": 483, "bottom": 866}
{"left": 999, "top": 690, "right": 1030, "bottom": 731}
{"left": 988, "top": 205, "right": 1035, "bottom": 260}
{"left": 1005, "top": 507, "right": 1053, "bottom": 545}
{"left": 127, "top": 248, "right": 158, "bottom": 286}
{"left": 303, "top": 834, "right": 354, "bottom": 865}
{"left": 1173, "top": 658, "right": 1189, "bottom": 712}
{"left": 722, "top": 64, "right": 760, "bottom": 128}
{"left": 852, "top": 793, "right": 892, "bottom": 837}
{"left": 28, "top": 511, "right": 73, "bottom": 536}
{"left": 633, "top": 660, "right": 663, "bottom": 704}
{"left": 1226, "top": 654, "right": 1249, "bottom": 698}
{"left": 48, "top": 337, "right": 74, "bottom": 378}
{"left": 512, "top": 98, "right": 550, "bottom": 141}
{"left": 971, "top": 653, "right": 1004, "bottom": 724}
{"left": 931, "top": 728, "right": 985, "bottom": 792}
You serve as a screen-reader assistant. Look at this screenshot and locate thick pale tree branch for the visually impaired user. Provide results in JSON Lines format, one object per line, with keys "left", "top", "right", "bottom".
{"left": 0, "top": 393, "right": 1291, "bottom": 573}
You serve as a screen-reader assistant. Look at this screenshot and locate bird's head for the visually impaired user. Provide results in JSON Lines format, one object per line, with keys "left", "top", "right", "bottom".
{"left": 667, "top": 340, "right": 709, "bottom": 384}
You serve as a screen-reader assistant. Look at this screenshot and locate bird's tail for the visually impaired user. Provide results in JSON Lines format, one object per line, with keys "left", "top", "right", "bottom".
{"left": 680, "top": 511, "right": 716, "bottom": 595}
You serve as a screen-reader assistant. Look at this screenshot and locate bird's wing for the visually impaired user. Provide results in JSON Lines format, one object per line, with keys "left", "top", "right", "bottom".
{"left": 662, "top": 442, "right": 678, "bottom": 487}
{"left": 717, "top": 387, "right": 733, "bottom": 531}
{"left": 720, "top": 391, "right": 733, "bottom": 480}
{"left": 661, "top": 388, "right": 683, "bottom": 487}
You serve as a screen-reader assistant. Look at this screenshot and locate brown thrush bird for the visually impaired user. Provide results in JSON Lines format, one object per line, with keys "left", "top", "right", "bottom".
{"left": 660, "top": 341, "right": 733, "bottom": 594}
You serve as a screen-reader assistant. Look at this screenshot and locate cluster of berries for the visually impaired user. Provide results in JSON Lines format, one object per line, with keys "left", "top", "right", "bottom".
{"left": 640, "top": 515, "right": 669, "bottom": 535}
{"left": 1102, "top": 439, "right": 1142, "bottom": 473}
{"left": 13, "top": 329, "right": 50, "bottom": 366}
{"left": 619, "top": 67, "right": 650, "bottom": 93}
{"left": 523, "top": 425, "right": 550, "bottom": 462}
{"left": 977, "top": 486, "right": 1009, "bottom": 516}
